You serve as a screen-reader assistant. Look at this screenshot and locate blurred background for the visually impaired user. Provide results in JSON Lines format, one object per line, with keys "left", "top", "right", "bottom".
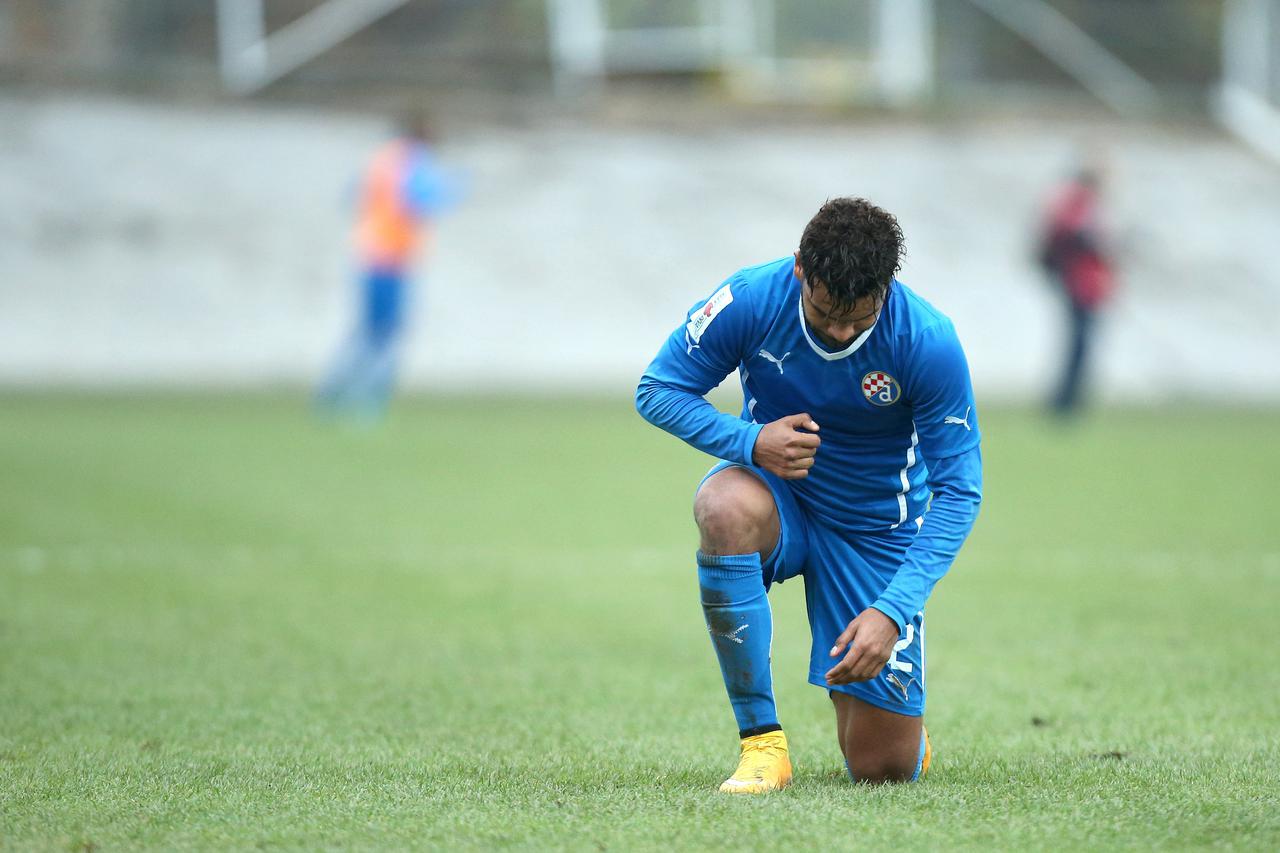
{"left": 2, "top": 0, "right": 1278, "bottom": 402}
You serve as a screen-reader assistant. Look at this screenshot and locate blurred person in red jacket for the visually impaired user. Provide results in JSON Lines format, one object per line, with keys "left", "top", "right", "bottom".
{"left": 1037, "top": 165, "right": 1116, "bottom": 415}
{"left": 316, "top": 110, "right": 461, "bottom": 420}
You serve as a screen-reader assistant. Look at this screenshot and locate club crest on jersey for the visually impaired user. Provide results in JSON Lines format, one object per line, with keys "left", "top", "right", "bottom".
{"left": 861, "top": 371, "right": 900, "bottom": 406}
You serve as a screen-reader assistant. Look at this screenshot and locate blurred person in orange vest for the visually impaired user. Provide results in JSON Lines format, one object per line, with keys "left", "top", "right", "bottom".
{"left": 317, "top": 109, "right": 461, "bottom": 419}
{"left": 1037, "top": 162, "right": 1116, "bottom": 415}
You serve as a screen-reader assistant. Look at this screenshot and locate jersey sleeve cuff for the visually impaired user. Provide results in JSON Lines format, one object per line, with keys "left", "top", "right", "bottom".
{"left": 869, "top": 602, "right": 907, "bottom": 635}
{"left": 739, "top": 421, "right": 766, "bottom": 467}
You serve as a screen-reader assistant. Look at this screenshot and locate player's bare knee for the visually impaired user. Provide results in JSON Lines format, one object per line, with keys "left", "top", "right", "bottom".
{"left": 694, "top": 493, "right": 767, "bottom": 555}
{"left": 845, "top": 751, "right": 915, "bottom": 785}
{"left": 694, "top": 470, "right": 777, "bottom": 556}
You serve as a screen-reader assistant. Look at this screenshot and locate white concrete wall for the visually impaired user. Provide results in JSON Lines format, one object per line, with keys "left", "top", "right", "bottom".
{"left": 2, "top": 94, "right": 1278, "bottom": 402}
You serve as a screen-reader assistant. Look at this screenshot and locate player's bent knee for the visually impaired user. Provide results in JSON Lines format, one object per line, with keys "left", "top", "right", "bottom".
{"left": 694, "top": 469, "right": 778, "bottom": 556}
{"left": 845, "top": 752, "right": 917, "bottom": 785}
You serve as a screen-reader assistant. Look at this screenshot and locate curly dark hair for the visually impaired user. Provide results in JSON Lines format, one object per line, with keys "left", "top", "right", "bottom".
{"left": 797, "top": 198, "right": 904, "bottom": 313}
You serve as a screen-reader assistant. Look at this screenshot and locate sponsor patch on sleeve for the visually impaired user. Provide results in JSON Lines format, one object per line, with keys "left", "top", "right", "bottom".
{"left": 685, "top": 283, "right": 734, "bottom": 345}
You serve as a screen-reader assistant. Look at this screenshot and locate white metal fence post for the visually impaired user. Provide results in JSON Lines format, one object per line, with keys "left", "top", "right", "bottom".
{"left": 1217, "top": 0, "right": 1280, "bottom": 164}
{"left": 875, "top": 0, "right": 935, "bottom": 107}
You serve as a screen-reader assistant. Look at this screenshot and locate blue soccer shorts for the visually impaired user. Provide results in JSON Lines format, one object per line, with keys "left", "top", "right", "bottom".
{"left": 701, "top": 460, "right": 927, "bottom": 716}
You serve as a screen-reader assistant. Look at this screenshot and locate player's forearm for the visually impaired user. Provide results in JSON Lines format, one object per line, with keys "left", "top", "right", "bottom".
{"left": 870, "top": 447, "right": 983, "bottom": 632}
{"left": 636, "top": 376, "right": 764, "bottom": 466}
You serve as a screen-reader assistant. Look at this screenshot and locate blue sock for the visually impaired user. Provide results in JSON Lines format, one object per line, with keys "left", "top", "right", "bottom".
{"left": 910, "top": 729, "right": 927, "bottom": 782}
{"left": 697, "top": 551, "right": 779, "bottom": 736}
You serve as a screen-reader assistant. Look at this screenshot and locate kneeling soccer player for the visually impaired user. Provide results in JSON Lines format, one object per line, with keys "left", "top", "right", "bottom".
{"left": 636, "top": 198, "right": 982, "bottom": 791}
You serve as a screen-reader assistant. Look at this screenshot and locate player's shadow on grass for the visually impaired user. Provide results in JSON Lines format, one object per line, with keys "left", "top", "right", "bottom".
{"left": 810, "top": 767, "right": 858, "bottom": 791}
{"left": 803, "top": 765, "right": 933, "bottom": 792}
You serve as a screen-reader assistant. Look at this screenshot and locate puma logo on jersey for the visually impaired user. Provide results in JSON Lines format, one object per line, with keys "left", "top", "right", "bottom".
{"left": 943, "top": 406, "right": 972, "bottom": 431}
{"left": 758, "top": 350, "right": 791, "bottom": 374}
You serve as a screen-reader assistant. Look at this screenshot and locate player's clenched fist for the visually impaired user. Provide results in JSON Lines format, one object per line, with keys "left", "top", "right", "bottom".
{"left": 824, "top": 607, "right": 899, "bottom": 685}
{"left": 752, "top": 413, "right": 821, "bottom": 479}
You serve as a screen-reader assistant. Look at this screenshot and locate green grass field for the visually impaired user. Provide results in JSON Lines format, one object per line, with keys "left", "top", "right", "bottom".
{"left": 2, "top": 393, "right": 1278, "bottom": 850}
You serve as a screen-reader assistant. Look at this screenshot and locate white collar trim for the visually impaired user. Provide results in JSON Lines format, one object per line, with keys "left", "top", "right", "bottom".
{"left": 797, "top": 296, "right": 876, "bottom": 361}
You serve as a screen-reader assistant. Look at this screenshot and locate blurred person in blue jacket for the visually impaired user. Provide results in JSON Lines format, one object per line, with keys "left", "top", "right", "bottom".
{"left": 316, "top": 110, "right": 461, "bottom": 420}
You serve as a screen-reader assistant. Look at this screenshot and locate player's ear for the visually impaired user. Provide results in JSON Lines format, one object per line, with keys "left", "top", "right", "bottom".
{"left": 793, "top": 253, "right": 804, "bottom": 281}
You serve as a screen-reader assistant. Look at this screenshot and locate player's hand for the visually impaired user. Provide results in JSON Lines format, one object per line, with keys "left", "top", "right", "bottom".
{"left": 752, "top": 413, "right": 820, "bottom": 479}
{"left": 824, "top": 608, "right": 899, "bottom": 685}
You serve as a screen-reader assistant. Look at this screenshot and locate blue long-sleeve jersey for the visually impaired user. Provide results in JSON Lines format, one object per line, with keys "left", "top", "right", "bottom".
{"left": 636, "top": 257, "right": 982, "bottom": 631}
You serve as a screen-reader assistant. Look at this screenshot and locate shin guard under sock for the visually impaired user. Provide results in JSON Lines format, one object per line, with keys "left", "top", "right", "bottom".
{"left": 697, "top": 551, "right": 779, "bottom": 736}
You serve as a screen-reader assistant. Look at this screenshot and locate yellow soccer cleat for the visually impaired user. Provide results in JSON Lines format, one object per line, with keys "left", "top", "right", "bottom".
{"left": 919, "top": 726, "right": 932, "bottom": 780}
{"left": 718, "top": 730, "right": 793, "bottom": 794}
